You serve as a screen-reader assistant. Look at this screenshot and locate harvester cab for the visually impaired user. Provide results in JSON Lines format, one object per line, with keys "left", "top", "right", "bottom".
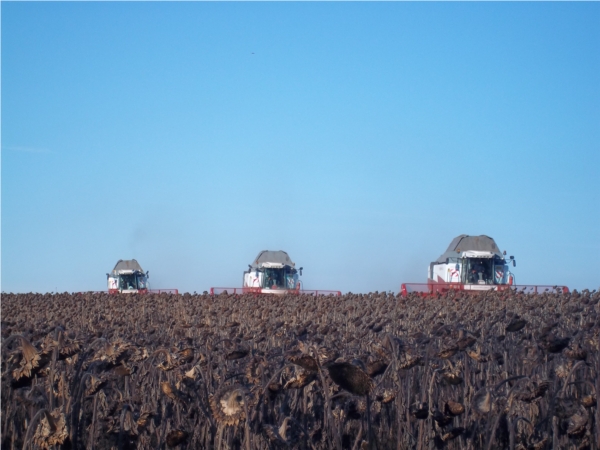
{"left": 107, "top": 259, "right": 149, "bottom": 294}
{"left": 243, "top": 250, "right": 301, "bottom": 294}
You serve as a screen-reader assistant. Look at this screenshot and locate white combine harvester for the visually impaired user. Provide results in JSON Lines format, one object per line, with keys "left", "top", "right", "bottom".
{"left": 243, "top": 250, "right": 301, "bottom": 294}
{"left": 211, "top": 250, "right": 340, "bottom": 296}
{"left": 428, "top": 235, "right": 516, "bottom": 288}
{"left": 401, "top": 235, "right": 568, "bottom": 296}
{"left": 107, "top": 259, "right": 177, "bottom": 294}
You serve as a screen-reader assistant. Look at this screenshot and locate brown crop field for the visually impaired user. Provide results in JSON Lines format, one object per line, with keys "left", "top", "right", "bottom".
{"left": 1, "top": 290, "right": 599, "bottom": 449}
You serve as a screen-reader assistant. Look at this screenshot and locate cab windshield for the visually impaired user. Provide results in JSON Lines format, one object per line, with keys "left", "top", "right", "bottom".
{"left": 463, "top": 258, "right": 507, "bottom": 285}
{"left": 119, "top": 273, "right": 147, "bottom": 290}
{"left": 262, "top": 268, "right": 297, "bottom": 289}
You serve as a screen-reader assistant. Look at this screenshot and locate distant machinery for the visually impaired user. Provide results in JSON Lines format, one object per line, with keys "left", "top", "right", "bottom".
{"left": 401, "top": 235, "right": 568, "bottom": 296}
{"left": 107, "top": 259, "right": 177, "bottom": 294}
{"left": 211, "top": 250, "right": 340, "bottom": 296}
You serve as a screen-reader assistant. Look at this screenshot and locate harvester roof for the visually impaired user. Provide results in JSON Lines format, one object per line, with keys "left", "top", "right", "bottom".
{"left": 112, "top": 259, "right": 144, "bottom": 275}
{"left": 251, "top": 250, "right": 295, "bottom": 269}
{"left": 435, "top": 235, "right": 503, "bottom": 263}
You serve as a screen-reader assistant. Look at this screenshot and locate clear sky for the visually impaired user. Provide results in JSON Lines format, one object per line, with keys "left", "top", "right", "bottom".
{"left": 2, "top": 2, "right": 599, "bottom": 294}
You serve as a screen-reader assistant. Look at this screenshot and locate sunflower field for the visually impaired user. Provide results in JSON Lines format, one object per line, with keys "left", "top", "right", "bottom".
{"left": 1, "top": 289, "right": 598, "bottom": 449}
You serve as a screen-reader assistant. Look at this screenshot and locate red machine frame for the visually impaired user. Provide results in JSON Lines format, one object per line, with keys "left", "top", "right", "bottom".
{"left": 107, "top": 289, "right": 179, "bottom": 295}
{"left": 210, "top": 287, "right": 341, "bottom": 296}
{"left": 400, "top": 282, "right": 569, "bottom": 297}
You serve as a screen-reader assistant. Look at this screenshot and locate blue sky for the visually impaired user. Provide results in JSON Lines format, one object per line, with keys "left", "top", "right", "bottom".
{"left": 2, "top": 2, "right": 599, "bottom": 294}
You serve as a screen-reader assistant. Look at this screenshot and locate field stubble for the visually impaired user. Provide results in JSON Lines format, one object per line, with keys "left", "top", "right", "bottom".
{"left": 1, "top": 289, "right": 599, "bottom": 450}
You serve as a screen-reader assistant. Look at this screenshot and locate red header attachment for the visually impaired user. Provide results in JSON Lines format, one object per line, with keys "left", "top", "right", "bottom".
{"left": 210, "top": 287, "right": 341, "bottom": 296}
{"left": 400, "top": 283, "right": 569, "bottom": 297}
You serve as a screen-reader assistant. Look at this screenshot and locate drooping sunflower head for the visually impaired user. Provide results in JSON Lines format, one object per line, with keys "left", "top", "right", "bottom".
{"left": 210, "top": 385, "right": 248, "bottom": 426}
{"left": 12, "top": 336, "right": 42, "bottom": 380}
{"left": 326, "top": 361, "right": 373, "bottom": 396}
{"left": 245, "top": 357, "right": 267, "bottom": 385}
{"left": 166, "top": 429, "right": 189, "bottom": 447}
{"left": 33, "top": 409, "right": 68, "bottom": 449}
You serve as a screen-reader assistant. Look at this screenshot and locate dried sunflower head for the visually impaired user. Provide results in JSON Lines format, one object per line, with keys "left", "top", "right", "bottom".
{"left": 366, "top": 360, "right": 388, "bottom": 378}
{"left": 581, "top": 394, "right": 596, "bottom": 408}
{"left": 85, "top": 374, "right": 106, "bottom": 396}
{"left": 555, "top": 361, "right": 573, "bottom": 379}
{"left": 209, "top": 385, "right": 248, "bottom": 426}
{"left": 54, "top": 334, "right": 81, "bottom": 358}
{"left": 136, "top": 409, "right": 154, "bottom": 430}
{"left": 564, "top": 343, "right": 587, "bottom": 361}
{"left": 472, "top": 388, "right": 492, "bottom": 414}
{"left": 166, "top": 429, "right": 189, "bottom": 447}
{"left": 284, "top": 368, "right": 317, "bottom": 390}
{"left": 177, "top": 348, "right": 194, "bottom": 364}
{"left": 515, "top": 379, "right": 550, "bottom": 403}
{"left": 442, "top": 361, "right": 463, "bottom": 385}
{"left": 326, "top": 362, "right": 373, "bottom": 396}
{"left": 286, "top": 353, "right": 319, "bottom": 373}
{"left": 467, "top": 346, "right": 488, "bottom": 363}
{"left": 444, "top": 400, "right": 465, "bottom": 416}
{"left": 437, "top": 346, "right": 459, "bottom": 359}
{"left": 245, "top": 357, "right": 268, "bottom": 385}
{"left": 93, "top": 338, "right": 129, "bottom": 365}
{"left": 12, "top": 336, "right": 41, "bottom": 380}
{"left": 398, "top": 351, "right": 421, "bottom": 370}
{"left": 106, "top": 339, "right": 130, "bottom": 363}
{"left": 376, "top": 389, "right": 396, "bottom": 404}
{"left": 161, "top": 381, "right": 186, "bottom": 404}
{"left": 33, "top": 409, "right": 68, "bottom": 449}
{"left": 567, "top": 409, "right": 588, "bottom": 437}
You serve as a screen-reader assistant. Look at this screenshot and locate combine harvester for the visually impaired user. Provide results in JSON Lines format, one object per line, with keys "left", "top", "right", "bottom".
{"left": 107, "top": 259, "right": 178, "bottom": 294}
{"left": 401, "top": 235, "right": 568, "bottom": 296}
{"left": 211, "top": 250, "right": 341, "bottom": 296}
